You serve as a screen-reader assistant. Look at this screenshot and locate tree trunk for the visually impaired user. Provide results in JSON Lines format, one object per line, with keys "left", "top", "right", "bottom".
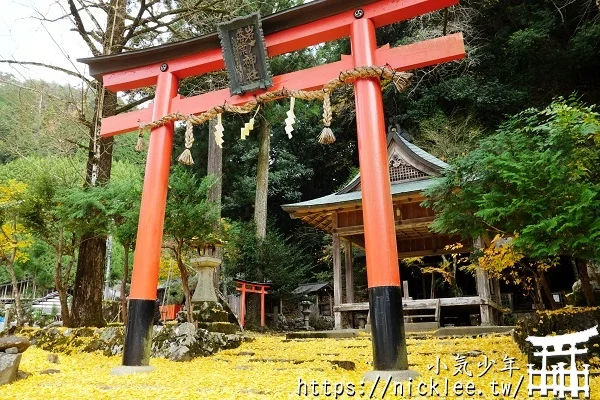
{"left": 7, "top": 247, "right": 24, "bottom": 326}
{"left": 538, "top": 270, "right": 558, "bottom": 310}
{"left": 70, "top": 0, "right": 123, "bottom": 328}
{"left": 254, "top": 117, "right": 270, "bottom": 281}
{"left": 54, "top": 228, "right": 71, "bottom": 326}
{"left": 70, "top": 235, "right": 107, "bottom": 327}
{"left": 56, "top": 284, "right": 71, "bottom": 327}
{"left": 121, "top": 242, "right": 130, "bottom": 323}
{"left": 207, "top": 118, "right": 223, "bottom": 206}
{"left": 533, "top": 271, "right": 545, "bottom": 310}
{"left": 577, "top": 259, "right": 596, "bottom": 306}
{"left": 254, "top": 117, "right": 270, "bottom": 241}
{"left": 207, "top": 117, "right": 223, "bottom": 289}
{"left": 175, "top": 242, "right": 194, "bottom": 324}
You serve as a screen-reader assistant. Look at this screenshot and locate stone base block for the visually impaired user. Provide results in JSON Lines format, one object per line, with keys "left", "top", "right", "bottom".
{"left": 110, "top": 366, "right": 154, "bottom": 376}
{"left": 404, "top": 322, "right": 440, "bottom": 333}
{"left": 363, "top": 369, "right": 420, "bottom": 382}
{"left": 0, "top": 353, "right": 22, "bottom": 385}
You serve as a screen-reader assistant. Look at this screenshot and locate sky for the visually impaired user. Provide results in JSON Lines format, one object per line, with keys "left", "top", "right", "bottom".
{"left": 0, "top": 0, "right": 94, "bottom": 85}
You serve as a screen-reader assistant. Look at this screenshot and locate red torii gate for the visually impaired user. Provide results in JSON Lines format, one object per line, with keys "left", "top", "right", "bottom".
{"left": 233, "top": 279, "right": 271, "bottom": 328}
{"left": 80, "top": 0, "right": 465, "bottom": 373}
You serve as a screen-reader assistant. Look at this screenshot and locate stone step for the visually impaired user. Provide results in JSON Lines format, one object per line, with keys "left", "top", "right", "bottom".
{"left": 197, "top": 322, "right": 238, "bottom": 335}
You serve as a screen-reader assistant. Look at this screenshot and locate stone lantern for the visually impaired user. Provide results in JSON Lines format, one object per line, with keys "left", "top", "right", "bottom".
{"left": 190, "top": 243, "right": 222, "bottom": 303}
{"left": 300, "top": 296, "right": 312, "bottom": 330}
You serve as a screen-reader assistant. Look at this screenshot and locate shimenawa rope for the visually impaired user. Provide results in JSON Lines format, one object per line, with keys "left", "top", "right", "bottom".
{"left": 135, "top": 65, "right": 412, "bottom": 164}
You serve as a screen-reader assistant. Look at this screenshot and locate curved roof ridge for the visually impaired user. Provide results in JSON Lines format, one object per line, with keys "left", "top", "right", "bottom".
{"left": 397, "top": 135, "right": 449, "bottom": 170}
{"left": 335, "top": 130, "right": 448, "bottom": 194}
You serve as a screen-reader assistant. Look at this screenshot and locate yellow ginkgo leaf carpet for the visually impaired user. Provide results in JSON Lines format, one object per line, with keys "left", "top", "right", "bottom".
{"left": 3, "top": 332, "right": 600, "bottom": 399}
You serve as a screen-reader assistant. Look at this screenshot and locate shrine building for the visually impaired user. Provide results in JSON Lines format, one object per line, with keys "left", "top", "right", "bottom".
{"left": 282, "top": 128, "right": 504, "bottom": 330}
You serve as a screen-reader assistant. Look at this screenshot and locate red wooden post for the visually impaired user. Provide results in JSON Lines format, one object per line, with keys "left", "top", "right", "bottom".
{"left": 260, "top": 286, "right": 265, "bottom": 328}
{"left": 122, "top": 70, "right": 178, "bottom": 367}
{"left": 240, "top": 284, "right": 246, "bottom": 328}
{"left": 351, "top": 17, "right": 406, "bottom": 371}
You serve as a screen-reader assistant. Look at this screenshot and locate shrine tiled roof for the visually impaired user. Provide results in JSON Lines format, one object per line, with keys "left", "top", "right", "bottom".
{"left": 401, "top": 137, "right": 449, "bottom": 170}
{"left": 282, "top": 130, "right": 448, "bottom": 212}
{"left": 292, "top": 282, "right": 331, "bottom": 294}
{"left": 281, "top": 178, "right": 435, "bottom": 211}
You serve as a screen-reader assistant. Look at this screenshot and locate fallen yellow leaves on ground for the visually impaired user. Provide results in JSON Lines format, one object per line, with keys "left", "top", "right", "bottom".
{"left": 3, "top": 332, "right": 600, "bottom": 399}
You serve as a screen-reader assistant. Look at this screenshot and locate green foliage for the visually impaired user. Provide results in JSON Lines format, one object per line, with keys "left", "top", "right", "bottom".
{"left": 164, "top": 166, "right": 220, "bottom": 245}
{"left": 415, "top": 112, "right": 485, "bottom": 162}
{"left": 0, "top": 75, "right": 89, "bottom": 163}
{"left": 103, "top": 176, "right": 142, "bottom": 248}
{"left": 426, "top": 96, "right": 600, "bottom": 261}
{"left": 223, "top": 221, "right": 314, "bottom": 294}
{"left": 514, "top": 307, "right": 600, "bottom": 366}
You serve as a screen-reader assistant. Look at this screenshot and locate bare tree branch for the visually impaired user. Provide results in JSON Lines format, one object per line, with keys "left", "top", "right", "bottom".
{"left": 125, "top": 0, "right": 212, "bottom": 31}
{"left": 130, "top": 12, "right": 196, "bottom": 40}
{"left": 0, "top": 78, "right": 90, "bottom": 127}
{"left": 115, "top": 94, "right": 154, "bottom": 114}
{"left": 63, "top": 138, "right": 91, "bottom": 150}
{"left": 121, "top": 0, "right": 150, "bottom": 46}
{"left": 67, "top": 0, "right": 101, "bottom": 56}
{"left": 28, "top": 11, "right": 77, "bottom": 23}
{"left": 75, "top": 0, "right": 104, "bottom": 35}
{"left": 0, "top": 60, "right": 91, "bottom": 84}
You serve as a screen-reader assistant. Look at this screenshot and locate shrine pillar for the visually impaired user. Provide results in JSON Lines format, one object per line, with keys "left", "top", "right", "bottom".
{"left": 122, "top": 71, "right": 178, "bottom": 367}
{"left": 344, "top": 240, "right": 354, "bottom": 304}
{"left": 260, "top": 287, "right": 266, "bottom": 328}
{"left": 474, "top": 236, "right": 493, "bottom": 326}
{"left": 332, "top": 213, "right": 343, "bottom": 329}
{"left": 350, "top": 17, "right": 409, "bottom": 372}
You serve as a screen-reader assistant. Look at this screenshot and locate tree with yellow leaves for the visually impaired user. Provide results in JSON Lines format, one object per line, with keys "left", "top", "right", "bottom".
{"left": 403, "top": 244, "right": 468, "bottom": 298}
{"left": 0, "top": 179, "right": 33, "bottom": 326}
{"left": 467, "top": 235, "right": 559, "bottom": 310}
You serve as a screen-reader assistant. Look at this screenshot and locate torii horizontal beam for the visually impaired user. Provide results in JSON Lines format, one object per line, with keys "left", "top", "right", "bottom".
{"left": 101, "top": 33, "right": 464, "bottom": 137}
{"left": 91, "top": 0, "right": 458, "bottom": 92}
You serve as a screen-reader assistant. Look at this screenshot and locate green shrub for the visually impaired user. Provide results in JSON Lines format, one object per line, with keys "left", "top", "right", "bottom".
{"left": 513, "top": 307, "right": 600, "bottom": 367}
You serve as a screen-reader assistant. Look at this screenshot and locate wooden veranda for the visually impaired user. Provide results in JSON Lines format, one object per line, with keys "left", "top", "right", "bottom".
{"left": 283, "top": 130, "right": 503, "bottom": 329}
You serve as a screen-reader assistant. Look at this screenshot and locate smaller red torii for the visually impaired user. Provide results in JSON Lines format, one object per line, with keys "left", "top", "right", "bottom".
{"left": 234, "top": 279, "right": 271, "bottom": 328}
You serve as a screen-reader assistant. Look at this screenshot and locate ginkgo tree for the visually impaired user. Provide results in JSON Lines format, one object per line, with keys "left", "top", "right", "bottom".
{"left": 0, "top": 179, "right": 33, "bottom": 326}
{"left": 462, "top": 235, "right": 559, "bottom": 309}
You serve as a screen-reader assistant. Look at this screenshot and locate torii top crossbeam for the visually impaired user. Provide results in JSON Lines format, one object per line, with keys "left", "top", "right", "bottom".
{"left": 79, "top": 0, "right": 465, "bottom": 372}
{"left": 79, "top": 0, "right": 464, "bottom": 137}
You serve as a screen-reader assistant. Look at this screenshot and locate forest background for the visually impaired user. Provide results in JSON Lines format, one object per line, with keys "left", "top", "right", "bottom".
{"left": 0, "top": 0, "right": 598, "bottom": 327}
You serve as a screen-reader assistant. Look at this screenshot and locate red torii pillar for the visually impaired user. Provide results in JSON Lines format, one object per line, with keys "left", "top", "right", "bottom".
{"left": 80, "top": 0, "right": 465, "bottom": 372}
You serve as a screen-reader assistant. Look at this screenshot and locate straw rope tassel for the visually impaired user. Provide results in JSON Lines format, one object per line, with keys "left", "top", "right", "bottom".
{"left": 214, "top": 113, "right": 224, "bottom": 148}
{"left": 130, "top": 67, "right": 413, "bottom": 152}
{"left": 318, "top": 92, "right": 335, "bottom": 144}
{"left": 135, "top": 129, "right": 146, "bottom": 152}
{"left": 392, "top": 71, "right": 412, "bottom": 93}
{"left": 177, "top": 119, "right": 195, "bottom": 165}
